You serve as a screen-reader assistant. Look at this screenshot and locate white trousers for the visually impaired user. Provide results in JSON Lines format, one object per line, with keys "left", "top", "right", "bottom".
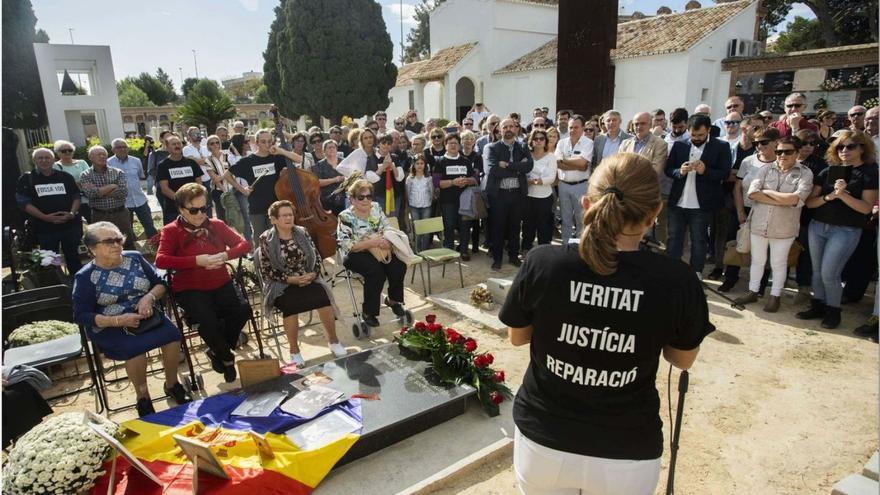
{"left": 513, "top": 427, "right": 661, "bottom": 495}
{"left": 749, "top": 234, "right": 794, "bottom": 297}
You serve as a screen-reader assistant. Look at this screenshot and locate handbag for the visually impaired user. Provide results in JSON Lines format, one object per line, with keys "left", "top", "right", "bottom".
{"left": 123, "top": 305, "right": 164, "bottom": 335}
{"left": 366, "top": 234, "right": 392, "bottom": 264}
{"left": 723, "top": 239, "right": 805, "bottom": 268}
{"left": 735, "top": 212, "right": 752, "bottom": 254}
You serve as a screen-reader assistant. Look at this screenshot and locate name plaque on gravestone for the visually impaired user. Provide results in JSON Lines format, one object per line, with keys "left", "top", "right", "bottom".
{"left": 257, "top": 343, "right": 476, "bottom": 466}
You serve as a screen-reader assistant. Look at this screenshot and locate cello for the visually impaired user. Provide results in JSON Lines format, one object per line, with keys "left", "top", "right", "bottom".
{"left": 270, "top": 106, "right": 338, "bottom": 259}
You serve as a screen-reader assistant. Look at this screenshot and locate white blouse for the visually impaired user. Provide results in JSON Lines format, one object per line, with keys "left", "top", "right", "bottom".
{"left": 527, "top": 154, "right": 558, "bottom": 198}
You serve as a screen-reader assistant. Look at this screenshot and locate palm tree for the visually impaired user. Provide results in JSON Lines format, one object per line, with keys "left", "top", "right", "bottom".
{"left": 175, "top": 94, "right": 237, "bottom": 134}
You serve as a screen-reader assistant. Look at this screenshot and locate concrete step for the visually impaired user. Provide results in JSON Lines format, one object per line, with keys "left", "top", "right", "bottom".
{"left": 831, "top": 474, "right": 880, "bottom": 495}
{"left": 863, "top": 451, "right": 879, "bottom": 482}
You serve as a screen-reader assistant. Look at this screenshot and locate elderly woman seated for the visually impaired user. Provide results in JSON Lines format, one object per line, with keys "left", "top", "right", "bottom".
{"left": 337, "top": 178, "right": 407, "bottom": 327}
{"left": 256, "top": 200, "right": 346, "bottom": 366}
{"left": 73, "top": 221, "right": 191, "bottom": 417}
{"left": 155, "top": 183, "right": 252, "bottom": 383}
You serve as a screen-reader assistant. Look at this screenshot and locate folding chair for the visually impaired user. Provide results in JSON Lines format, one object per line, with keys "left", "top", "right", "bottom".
{"left": 411, "top": 217, "right": 464, "bottom": 294}
{"left": 2, "top": 285, "right": 104, "bottom": 412}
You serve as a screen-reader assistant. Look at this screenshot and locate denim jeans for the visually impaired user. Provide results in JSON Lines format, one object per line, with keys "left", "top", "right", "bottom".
{"left": 410, "top": 206, "right": 432, "bottom": 252}
{"left": 808, "top": 220, "right": 862, "bottom": 308}
{"left": 440, "top": 202, "right": 471, "bottom": 254}
{"left": 129, "top": 202, "right": 158, "bottom": 239}
{"left": 666, "top": 206, "right": 712, "bottom": 273}
{"left": 235, "top": 190, "right": 253, "bottom": 242}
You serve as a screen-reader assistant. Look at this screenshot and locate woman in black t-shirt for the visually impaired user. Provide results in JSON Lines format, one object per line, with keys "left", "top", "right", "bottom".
{"left": 500, "top": 153, "right": 714, "bottom": 495}
{"left": 797, "top": 130, "right": 878, "bottom": 329}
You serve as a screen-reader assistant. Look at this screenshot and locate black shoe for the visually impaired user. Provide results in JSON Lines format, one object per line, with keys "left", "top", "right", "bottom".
{"left": 841, "top": 294, "right": 862, "bottom": 305}
{"left": 223, "top": 364, "right": 237, "bottom": 383}
{"left": 384, "top": 297, "right": 405, "bottom": 317}
{"left": 206, "top": 350, "right": 225, "bottom": 374}
{"left": 491, "top": 261, "right": 502, "bottom": 270}
{"left": 821, "top": 306, "right": 842, "bottom": 329}
{"left": 718, "top": 279, "right": 737, "bottom": 292}
{"left": 796, "top": 298, "right": 826, "bottom": 320}
{"left": 853, "top": 316, "right": 879, "bottom": 338}
{"left": 164, "top": 382, "right": 192, "bottom": 404}
{"left": 136, "top": 397, "right": 156, "bottom": 417}
{"left": 363, "top": 315, "right": 380, "bottom": 327}
{"left": 509, "top": 258, "right": 522, "bottom": 267}
{"left": 461, "top": 253, "right": 471, "bottom": 261}
{"left": 707, "top": 268, "right": 724, "bottom": 281}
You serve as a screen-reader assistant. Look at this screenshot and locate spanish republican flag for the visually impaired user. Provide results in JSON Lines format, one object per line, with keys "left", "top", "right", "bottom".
{"left": 91, "top": 393, "right": 362, "bottom": 494}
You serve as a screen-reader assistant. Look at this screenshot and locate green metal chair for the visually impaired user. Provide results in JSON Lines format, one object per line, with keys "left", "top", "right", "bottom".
{"left": 412, "top": 217, "right": 464, "bottom": 294}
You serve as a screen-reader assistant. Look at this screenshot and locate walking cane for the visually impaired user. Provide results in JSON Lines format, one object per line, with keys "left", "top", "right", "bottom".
{"left": 666, "top": 369, "right": 689, "bottom": 495}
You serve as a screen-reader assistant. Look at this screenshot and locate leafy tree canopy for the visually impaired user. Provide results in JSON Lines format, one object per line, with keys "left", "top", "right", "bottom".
{"left": 2, "top": 0, "right": 47, "bottom": 129}
{"left": 761, "top": 0, "right": 878, "bottom": 49}
{"left": 254, "top": 84, "right": 272, "bottom": 104}
{"left": 132, "top": 71, "right": 176, "bottom": 106}
{"left": 402, "top": 0, "right": 443, "bottom": 63}
{"left": 227, "top": 78, "right": 263, "bottom": 103}
{"left": 34, "top": 28, "right": 49, "bottom": 43}
{"left": 181, "top": 77, "right": 200, "bottom": 99}
{"left": 770, "top": 16, "right": 825, "bottom": 53}
{"left": 263, "top": 0, "right": 397, "bottom": 123}
{"left": 117, "top": 79, "right": 154, "bottom": 107}
{"left": 155, "top": 67, "right": 178, "bottom": 102}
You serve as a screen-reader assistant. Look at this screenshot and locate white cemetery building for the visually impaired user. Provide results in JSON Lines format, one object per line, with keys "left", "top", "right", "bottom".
{"left": 32, "top": 43, "right": 124, "bottom": 145}
{"left": 385, "top": 0, "right": 763, "bottom": 123}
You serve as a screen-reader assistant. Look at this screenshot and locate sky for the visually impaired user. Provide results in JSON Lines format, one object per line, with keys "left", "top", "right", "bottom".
{"left": 30, "top": 0, "right": 814, "bottom": 91}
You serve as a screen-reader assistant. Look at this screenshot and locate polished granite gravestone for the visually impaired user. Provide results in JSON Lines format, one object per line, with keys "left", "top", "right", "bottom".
{"left": 250, "top": 343, "right": 476, "bottom": 466}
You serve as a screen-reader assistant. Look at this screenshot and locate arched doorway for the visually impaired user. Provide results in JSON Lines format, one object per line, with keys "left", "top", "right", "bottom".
{"left": 455, "top": 77, "right": 475, "bottom": 122}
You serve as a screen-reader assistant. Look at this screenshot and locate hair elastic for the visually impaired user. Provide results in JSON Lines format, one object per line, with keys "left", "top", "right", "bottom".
{"left": 604, "top": 186, "right": 624, "bottom": 201}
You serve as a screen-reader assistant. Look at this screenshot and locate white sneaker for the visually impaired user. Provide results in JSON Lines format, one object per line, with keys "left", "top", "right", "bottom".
{"left": 288, "top": 352, "right": 305, "bottom": 367}
{"left": 329, "top": 343, "right": 347, "bottom": 358}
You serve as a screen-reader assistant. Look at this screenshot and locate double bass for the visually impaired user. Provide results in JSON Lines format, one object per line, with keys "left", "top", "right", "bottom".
{"left": 270, "top": 106, "right": 338, "bottom": 258}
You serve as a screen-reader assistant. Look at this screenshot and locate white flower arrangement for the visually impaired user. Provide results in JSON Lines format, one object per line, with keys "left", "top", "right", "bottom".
{"left": 8, "top": 320, "right": 79, "bottom": 347}
{"left": 819, "top": 78, "right": 844, "bottom": 91}
{"left": 18, "top": 249, "right": 62, "bottom": 271}
{"left": 2, "top": 412, "right": 120, "bottom": 495}
{"left": 867, "top": 73, "right": 878, "bottom": 87}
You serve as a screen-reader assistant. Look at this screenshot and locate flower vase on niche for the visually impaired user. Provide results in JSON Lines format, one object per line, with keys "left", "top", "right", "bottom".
{"left": 18, "top": 249, "right": 67, "bottom": 288}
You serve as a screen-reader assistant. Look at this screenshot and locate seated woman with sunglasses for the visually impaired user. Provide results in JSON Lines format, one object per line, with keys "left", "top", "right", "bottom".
{"left": 73, "top": 222, "right": 191, "bottom": 417}
{"left": 798, "top": 131, "right": 878, "bottom": 329}
{"left": 733, "top": 137, "right": 813, "bottom": 312}
{"left": 257, "top": 200, "right": 346, "bottom": 366}
{"left": 155, "top": 183, "right": 252, "bottom": 382}
{"left": 337, "top": 179, "right": 407, "bottom": 327}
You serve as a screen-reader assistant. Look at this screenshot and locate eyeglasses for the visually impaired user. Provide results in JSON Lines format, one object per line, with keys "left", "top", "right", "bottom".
{"left": 754, "top": 139, "right": 772, "bottom": 146}
{"left": 836, "top": 143, "right": 860, "bottom": 152}
{"left": 849, "top": 112, "right": 865, "bottom": 118}
{"left": 724, "top": 120, "right": 742, "bottom": 126}
{"left": 96, "top": 237, "right": 125, "bottom": 246}
{"left": 785, "top": 103, "right": 804, "bottom": 109}
{"left": 354, "top": 194, "right": 373, "bottom": 201}
{"left": 59, "top": 149, "right": 74, "bottom": 153}
{"left": 183, "top": 206, "right": 209, "bottom": 215}
{"left": 775, "top": 149, "right": 797, "bottom": 156}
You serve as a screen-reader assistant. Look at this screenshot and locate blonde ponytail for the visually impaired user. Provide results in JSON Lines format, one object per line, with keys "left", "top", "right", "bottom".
{"left": 579, "top": 153, "right": 661, "bottom": 275}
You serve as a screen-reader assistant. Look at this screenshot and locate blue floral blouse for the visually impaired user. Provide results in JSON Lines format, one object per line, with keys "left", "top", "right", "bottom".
{"left": 335, "top": 202, "right": 389, "bottom": 256}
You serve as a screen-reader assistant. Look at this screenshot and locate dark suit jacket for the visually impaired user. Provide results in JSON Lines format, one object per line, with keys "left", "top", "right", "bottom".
{"left": 664, "top": 137, "right": 732, "bottom": 212}
{"left": 486, "top": 140, "right": 533, "bottom": 196}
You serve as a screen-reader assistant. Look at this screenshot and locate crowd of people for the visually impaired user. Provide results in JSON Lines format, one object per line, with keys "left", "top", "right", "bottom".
{"left": 14, "top": 94, "right": 879, "bottom": 416}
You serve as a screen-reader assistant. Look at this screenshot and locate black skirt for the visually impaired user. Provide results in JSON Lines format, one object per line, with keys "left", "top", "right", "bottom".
{"left": 273, "top": 282, "right": 331, "bottom": 317}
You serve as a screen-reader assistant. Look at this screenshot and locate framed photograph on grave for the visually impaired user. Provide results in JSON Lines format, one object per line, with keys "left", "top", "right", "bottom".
{"left": 763, "top": 72, "right": 795, "bottom": 93}
{"left": 87, "top": 423, "right": 163, "bottom": 487}
{"left": 173, "top": 435, "right": 230, "bottom": 480}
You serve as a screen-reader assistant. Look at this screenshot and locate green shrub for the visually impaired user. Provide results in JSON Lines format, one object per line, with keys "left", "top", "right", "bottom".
{"left": 31, "top": 137, "right": 147, "bottom": 164}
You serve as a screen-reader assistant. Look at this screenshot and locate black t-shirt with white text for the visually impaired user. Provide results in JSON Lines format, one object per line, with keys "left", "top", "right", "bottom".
{"left": 230, "top": 153, "right": 287, "bottom": 215}
{"left": 16, "top": 169, "right": 81, "bottom": 229}
{"left": 434, "top": 154, "right": 475, "bottom": 205}
{"left": 499, "top": 244, "right": 714, "bottom": 460}
{"left": 156, "top": 156, "right": 201, "bottom": 197}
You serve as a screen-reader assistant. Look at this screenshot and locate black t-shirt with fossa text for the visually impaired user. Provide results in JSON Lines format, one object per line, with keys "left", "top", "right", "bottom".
{"left": 230, "top": 153, "right": 287, "bottom": 214}
{"left": 156, "top": 156, "right": 201, "bottom": 195}
{"left": 499, "top": 243, "right": 714, "bottom": 460}
{"left": 15, "top": 169, "right": 80, "bottom": 229}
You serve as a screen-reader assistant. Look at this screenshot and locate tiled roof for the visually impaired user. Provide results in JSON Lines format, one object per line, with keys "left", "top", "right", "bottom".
{"left": 396, "top": 59, "right": 430, "bottom": 86}
{"left": 414, "top": 42, "right": 478, "bottom": 81}
{"left": 494, "top": 0, "right": 753, "bottom": 74}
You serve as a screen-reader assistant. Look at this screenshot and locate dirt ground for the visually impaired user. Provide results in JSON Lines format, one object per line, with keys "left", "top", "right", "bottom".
{"left": 42, "top": 245, "right": 878, "bottom": 495}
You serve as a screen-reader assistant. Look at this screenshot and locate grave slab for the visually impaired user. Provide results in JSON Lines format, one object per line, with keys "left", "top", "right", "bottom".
{"left": 832, "top": 474, "right": 880, "bottom": 495}
{"left": 427, "top": 282, "right": 511, "bottom": 333}
{"left": 864, "top": 451, "right": 879, "bottom": 481}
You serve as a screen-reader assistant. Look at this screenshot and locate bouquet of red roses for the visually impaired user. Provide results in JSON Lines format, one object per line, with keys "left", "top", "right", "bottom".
{"left": 396, "top": 314, "right": 512, "bottom": 416}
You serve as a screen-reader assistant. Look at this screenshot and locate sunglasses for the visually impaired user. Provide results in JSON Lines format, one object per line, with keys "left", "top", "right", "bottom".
{"left": 775, "top": 149, "right": 797, "bottom": 156}
{"left": 836, "top": 143, "right": 860, "bottom": 152}
{"left": 754, "top": 139, "right": 772, "bottom": 146}
{"left": 724, "top": 120, "right": 742, "bottom": 126}
{"left": 183, "top": 206, "right": 209, "bottom": 215}
{"left": 584, "top": 128, "right": 596, "bottom": 132}
{"left": 785, "top": 103, "right": 804, "bottom": 109}
{"left": 97, "top": 237, "right": 125, "bottom": 246}
{"left": 849, "top": 112, "right": 865, "bottom": 118}
{"left": 431, "top": 135, "right": 443, "bottom": 140}
{"left": 354, "top": 194, "right": 373, "bottom": 201}
{"left": 59, "top": 149, "right": 74, "bottom": 153}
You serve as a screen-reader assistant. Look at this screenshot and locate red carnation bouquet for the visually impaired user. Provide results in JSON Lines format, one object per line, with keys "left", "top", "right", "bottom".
{"left": 396, "top": 314, "right": 512, "bottom": 416}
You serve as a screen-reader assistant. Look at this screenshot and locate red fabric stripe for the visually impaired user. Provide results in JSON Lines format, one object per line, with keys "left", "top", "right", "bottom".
{"left": 91, "top": 458, "right": 313, "bottom": 495}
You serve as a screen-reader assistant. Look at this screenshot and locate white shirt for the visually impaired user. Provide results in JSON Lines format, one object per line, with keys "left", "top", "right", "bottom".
{"left": 665, "top": 131, "right": 690, "bottom": 156}
{"left": 554, "top": 135, "right": 594, "bottom": 183}
{"left": 527, "top": 154, "right": 558, "bottom": 199}
{"left": 468, "top": 110, "right": 490, "bottom": 125}
{"left": 676, "top": 142, "right": 705, "bottom": 209}
{"left": 183, "top": 143, "right": 210, "bottom": 182}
